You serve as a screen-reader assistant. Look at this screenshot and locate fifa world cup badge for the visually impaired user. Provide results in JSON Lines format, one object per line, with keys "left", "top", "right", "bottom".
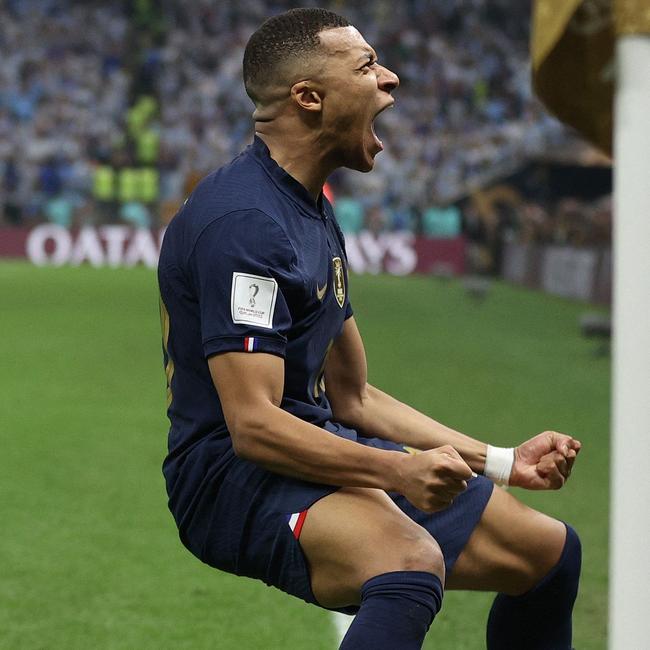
{"left": 332, "top": 257, "right": 345, "bottom": 308}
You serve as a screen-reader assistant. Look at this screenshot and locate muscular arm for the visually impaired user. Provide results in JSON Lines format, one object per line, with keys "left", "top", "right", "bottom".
{"left": 209, "top": 350, "right": 472, "bottom": 511}
{"left": 325, "top": 317, "right": 488, "bottom": 472}
{"left": 325, "top": 318, "right": 581, "bottom": 485}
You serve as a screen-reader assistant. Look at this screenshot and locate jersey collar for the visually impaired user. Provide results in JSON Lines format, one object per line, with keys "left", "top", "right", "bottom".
{"left": 251, "top": 135, "right": 324, "bottom": 220}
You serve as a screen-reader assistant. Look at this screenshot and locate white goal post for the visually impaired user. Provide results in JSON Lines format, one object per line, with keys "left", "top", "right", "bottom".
{"left": 610, "top": 33, "right": 650, "bottom": 650}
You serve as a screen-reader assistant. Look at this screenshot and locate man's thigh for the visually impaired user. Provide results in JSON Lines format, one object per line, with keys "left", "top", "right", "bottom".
{"left": 446, "top": 485, "right": 566, "bottom": 595}
{"left": 357, "top": 433, "right": 495, "bottom": 577}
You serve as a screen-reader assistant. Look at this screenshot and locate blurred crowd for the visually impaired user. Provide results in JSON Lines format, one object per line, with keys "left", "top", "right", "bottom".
{"left": 463, "top": 192, "right": 612, "bottom": 274}
{"left": 0, "top": 0, "right": 607, "bottom": 243}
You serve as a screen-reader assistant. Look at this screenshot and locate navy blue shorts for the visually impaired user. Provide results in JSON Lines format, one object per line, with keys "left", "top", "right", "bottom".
{"left": 169, "top": 422, "right": 494, "bottom": 614}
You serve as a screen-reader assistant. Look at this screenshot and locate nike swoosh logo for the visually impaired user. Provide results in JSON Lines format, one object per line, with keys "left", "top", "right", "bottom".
{"left": 316, "top": 282, "right": 327, "bottom": 301}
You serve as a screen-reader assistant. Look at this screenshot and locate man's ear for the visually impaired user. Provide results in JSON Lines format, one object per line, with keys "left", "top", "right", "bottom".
{"left": 291, "top": 81, "right": 323, "bottom": 112}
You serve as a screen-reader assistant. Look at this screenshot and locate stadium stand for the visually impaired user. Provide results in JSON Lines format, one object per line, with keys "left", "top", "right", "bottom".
{"left": 0, "top": 0, "right": 609, "bottom": 249}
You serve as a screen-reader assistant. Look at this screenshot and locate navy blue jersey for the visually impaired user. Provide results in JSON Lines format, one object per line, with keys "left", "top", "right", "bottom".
{"left": 158, "top": 136, "right": 352, "bottom": 492}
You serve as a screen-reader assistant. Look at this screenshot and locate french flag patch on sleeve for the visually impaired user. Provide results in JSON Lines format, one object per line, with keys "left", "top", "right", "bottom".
{"left": 244, "top": 337, "right": 257, "bottom": 352}
{"left": 287, "top": 510, "right": 308, "bottom": 540}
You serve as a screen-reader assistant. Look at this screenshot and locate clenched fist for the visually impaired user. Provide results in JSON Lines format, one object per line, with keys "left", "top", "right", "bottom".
{"left": 395, "top": 445, "right": 474, "bottom": 512}
{"left": 510, "top": 431, "right": 582, "bottom": 490}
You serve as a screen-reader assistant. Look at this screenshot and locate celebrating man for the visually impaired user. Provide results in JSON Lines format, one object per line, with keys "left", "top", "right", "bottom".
{"left": 158, "top": 8, "right": 581, "bottom": 649}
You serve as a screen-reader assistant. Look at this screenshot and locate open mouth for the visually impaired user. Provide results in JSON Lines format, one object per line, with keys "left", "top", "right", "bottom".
{"left": 370, "top": 101, "right": 395, "bottom": 150}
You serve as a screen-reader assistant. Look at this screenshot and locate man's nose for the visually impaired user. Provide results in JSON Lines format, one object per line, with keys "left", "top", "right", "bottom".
{"left": 378, "top": 65, "right": 399, "bottom": 93}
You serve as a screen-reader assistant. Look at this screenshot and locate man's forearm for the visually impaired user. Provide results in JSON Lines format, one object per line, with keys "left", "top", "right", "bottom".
{"left": 334, "top": 384, "right": 488, "bottom": 474}
{"left": 230, "top": 401, "right": 408, "bottom": 490}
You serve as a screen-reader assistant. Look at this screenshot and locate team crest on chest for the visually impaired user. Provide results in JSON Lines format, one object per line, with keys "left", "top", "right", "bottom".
{"left": 332, "top": 256, "right": 345, "bottom": 308}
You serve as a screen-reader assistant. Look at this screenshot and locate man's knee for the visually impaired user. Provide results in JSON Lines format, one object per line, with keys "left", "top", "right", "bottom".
{"left": 300, "top": 488, "right": 446, "bottom": 606}
{"left": 368, "top": 528, "right": 445, "bottom": 582}
{"left": 399, "top": 531, "right": 445, "bottom": 578}
{"left": 514, "top": 521, "right": 581, "bottom": 596}
{"left": 339, "top": 526, "right": 445, "bottom": 610}
{"left": 486, "top": 525, "right": 581, "bottom": 649}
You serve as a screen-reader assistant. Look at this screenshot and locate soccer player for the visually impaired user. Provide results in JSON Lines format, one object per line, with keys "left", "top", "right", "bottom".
{"left": 158, "top": 8, "right": 582, "bottom": 649}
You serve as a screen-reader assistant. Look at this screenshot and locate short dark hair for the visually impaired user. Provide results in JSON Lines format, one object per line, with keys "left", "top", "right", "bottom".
{"left": 243, "top": 7, "right": 350, "bottom": 102}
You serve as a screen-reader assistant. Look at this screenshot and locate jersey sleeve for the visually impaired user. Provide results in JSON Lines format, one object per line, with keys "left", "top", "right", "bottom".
{"left": 190, "top": 210, "right": 302, "bottom": 359}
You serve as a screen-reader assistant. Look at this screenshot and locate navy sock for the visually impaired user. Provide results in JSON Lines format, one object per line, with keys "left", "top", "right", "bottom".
{"left": 486, "top": 524, "right": 581, "bottom": 650}
{"left": 339, "top": 570, "right": 443, "bottom": 650}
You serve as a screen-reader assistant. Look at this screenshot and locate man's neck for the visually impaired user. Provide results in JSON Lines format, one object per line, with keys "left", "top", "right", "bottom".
{"left": 255, "top": 127, "right": 335, "bottom": 200}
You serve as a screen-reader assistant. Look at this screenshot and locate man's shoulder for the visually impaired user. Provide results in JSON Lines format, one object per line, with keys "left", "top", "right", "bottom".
{"left": 163, "top": 151, "right": 288, "bottom": 258}
{"left": 189, "top": 149, "right": 273, "bottom": 219}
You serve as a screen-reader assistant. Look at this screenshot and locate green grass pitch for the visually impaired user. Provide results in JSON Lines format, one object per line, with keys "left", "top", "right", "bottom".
{"left": 0, "top": 262, "right": 609, "bottom": 649}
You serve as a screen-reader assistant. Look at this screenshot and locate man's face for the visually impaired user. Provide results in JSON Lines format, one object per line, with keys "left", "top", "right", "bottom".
{"left": 314, "top": 26, "right": 399, "bottom": 172}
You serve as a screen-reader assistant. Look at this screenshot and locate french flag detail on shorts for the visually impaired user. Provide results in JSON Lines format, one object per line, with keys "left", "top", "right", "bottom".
{"left": 244, "top": 337, "right": 257, "bottom": 352}
{"left": 287, "top": 510, "right": 308, "bottom": 540}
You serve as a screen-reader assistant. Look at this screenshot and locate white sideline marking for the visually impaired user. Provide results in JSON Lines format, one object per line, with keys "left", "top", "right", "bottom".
{"left": 332, "top": 612, "right": 354, "bottom": 646}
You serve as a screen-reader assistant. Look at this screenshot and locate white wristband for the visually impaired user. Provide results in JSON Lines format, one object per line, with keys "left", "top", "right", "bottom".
{"left": 484, "top": 445, "right": 515, "bottom": 486}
